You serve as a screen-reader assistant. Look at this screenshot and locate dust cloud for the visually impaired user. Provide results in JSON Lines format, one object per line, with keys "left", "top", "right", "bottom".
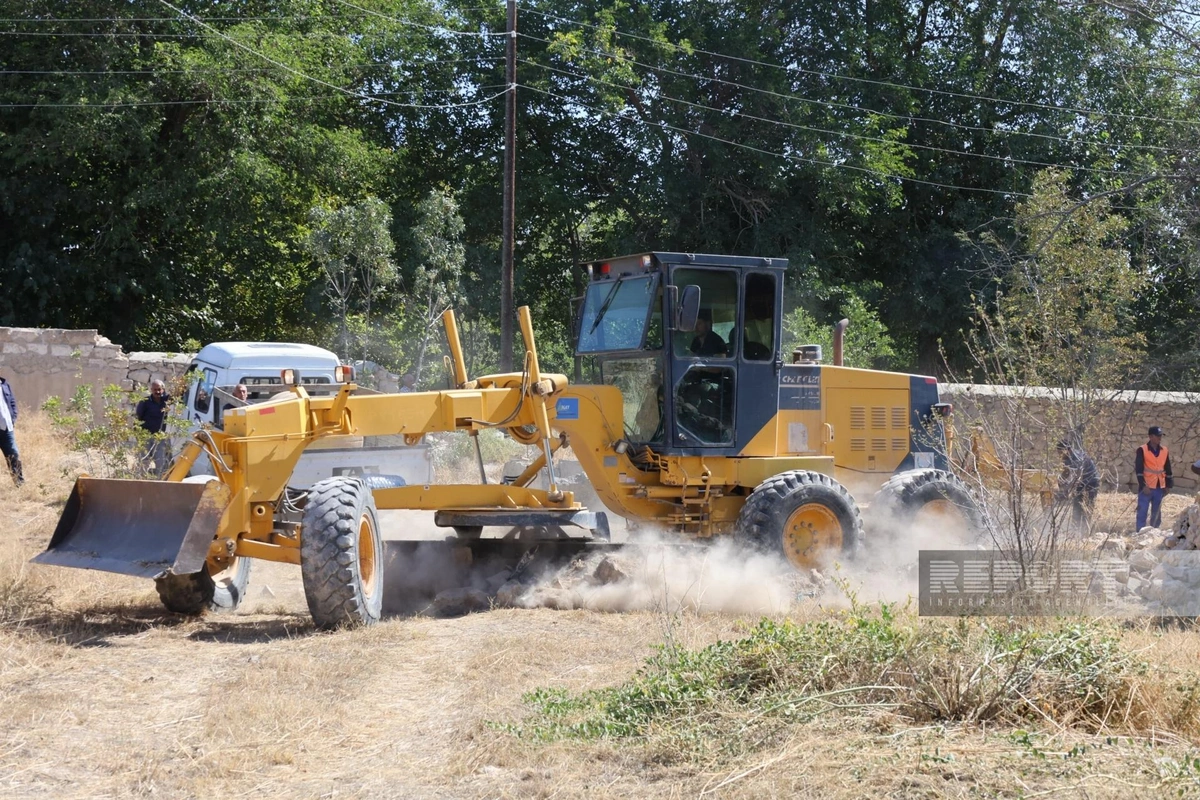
{"left": 379, "top": 513, "right": 980, "bottom": 618}
{"left": 827, "top": 510, "right": 980, "bottom": 606}
{"left": 518, "top": 534, "right": 797, "bottom": 615}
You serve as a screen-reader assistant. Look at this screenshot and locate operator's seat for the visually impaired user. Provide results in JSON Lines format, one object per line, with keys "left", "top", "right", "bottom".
{"left": 743, "top": 340, "right": 771, "bottom": 360}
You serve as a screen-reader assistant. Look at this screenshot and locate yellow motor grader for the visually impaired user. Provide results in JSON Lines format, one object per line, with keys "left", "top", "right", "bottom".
{"left": 35, "top": 252, "right": 978, "bottom": 628}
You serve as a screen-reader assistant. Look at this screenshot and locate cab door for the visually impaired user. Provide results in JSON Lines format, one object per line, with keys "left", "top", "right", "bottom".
{"left": 734, "top": 271, "right": 781, "bottom": 455}
{"left": 668, "top": 266, "right": 738, "bottom": 451}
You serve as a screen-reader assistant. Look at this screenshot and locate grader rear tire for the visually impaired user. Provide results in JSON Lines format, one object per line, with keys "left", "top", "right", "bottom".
{"left": 155, "top": 557, "right": 252, "bottom": 615}
{"left": 300, "top": 477, "right": 383, "bottom": 629}
{"left": 736, "top": 470, "right": 862, "bottom": 571}
{"left": 868, "top": 469, "right": 982, "bottom": 537}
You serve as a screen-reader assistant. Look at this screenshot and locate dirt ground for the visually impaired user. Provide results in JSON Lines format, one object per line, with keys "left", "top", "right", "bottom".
{"left": 2, "top": 414, "right": 1199, "bottom": 798}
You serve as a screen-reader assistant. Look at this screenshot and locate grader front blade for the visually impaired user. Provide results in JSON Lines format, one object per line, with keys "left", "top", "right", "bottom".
{"left": 32, "top": 478, "right": 230, "bottom": 579}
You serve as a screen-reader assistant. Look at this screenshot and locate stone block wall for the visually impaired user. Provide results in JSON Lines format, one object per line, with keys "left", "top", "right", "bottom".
{"left": 0, "top": 327, "right": 191, "bottom": 419}
{"left": 943, "top": 384, "right": 1200, "bottom": 492}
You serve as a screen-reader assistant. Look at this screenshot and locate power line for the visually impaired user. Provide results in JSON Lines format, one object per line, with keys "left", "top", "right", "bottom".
{"left": 520, "top": 82, "right": 1039, "bottom": 199}
{"left": 520, "top": 7, "right": 1200, "bottom": 128}
{"left": 0, "top": 14, "right": 388, "bottom": 23}
{"left": 151, "top": 0, "right": 505, "bottom": 112}
{"left": 1, "top": 58, "right": 504, "bottom": 76}
{"left": 516, "top": 29, "right": 1185, "bottom": 155}
{"left": 0, "top": 8, "right": 502, "bottom": 24}
{"left": 0, "top": 25, "right": 497, "bottom": 39}
{"left": 0, "top": 11, "right": 497, "bottom": 24}
{"left": 521, "top": 58, "right": 1175, "bottom": 180}
{"left": 0, "top": 30, "right": 214, "bottom": 37}
{"left": 0, "top": 85, "right": 511, "bottom": 109}
{"left": 0, "top": 10, "right": 503, "bottom": 38}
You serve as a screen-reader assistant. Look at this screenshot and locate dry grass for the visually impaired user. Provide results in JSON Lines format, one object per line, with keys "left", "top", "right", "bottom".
{"left": 0, "top": 411, "right": 1196, "bottom": 797}
{"left": 1091, "top": 491, "right": 1194, "bottom": 535}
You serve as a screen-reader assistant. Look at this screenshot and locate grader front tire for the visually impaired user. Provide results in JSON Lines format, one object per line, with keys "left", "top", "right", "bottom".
{"left": 300, "top": 477, "right": 384, "bottom": 630}
{"left": 736, "top": 470, "right": 863, "bottom": 571}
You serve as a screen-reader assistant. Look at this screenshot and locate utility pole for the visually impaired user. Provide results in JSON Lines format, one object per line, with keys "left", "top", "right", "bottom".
{"left": 500, "top": 0, "right": 517, "bottom": 371}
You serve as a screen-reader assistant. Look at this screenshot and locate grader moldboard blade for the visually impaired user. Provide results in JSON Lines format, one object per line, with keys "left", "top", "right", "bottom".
{"left": 32, "top": 478, "right": 230, "bottom": 579}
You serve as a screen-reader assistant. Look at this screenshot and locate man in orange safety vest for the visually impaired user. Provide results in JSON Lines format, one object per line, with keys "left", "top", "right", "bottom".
{"left": 1135, "top": 425, "right": 1173, "bottom": 530}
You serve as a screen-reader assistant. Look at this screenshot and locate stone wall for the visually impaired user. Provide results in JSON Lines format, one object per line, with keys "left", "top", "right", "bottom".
{"left": 943, "top": 384, "right": 1200, "bottom": 492}
{"left": 0, "top": 327, "right": 191, "bottom": 418}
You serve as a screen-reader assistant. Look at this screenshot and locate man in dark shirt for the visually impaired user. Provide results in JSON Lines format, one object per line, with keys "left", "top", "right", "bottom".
{"left": 689, "top": 309, "right": 727, "bottom": 357}
{"left": 135, "top": 380, "right": 171, "bottom": 476}
{"left": 222, "top": 383, "right": 249, "bottom": 412}
{"left": 1055, "top": 439, "right": 1099, "bottom": 531}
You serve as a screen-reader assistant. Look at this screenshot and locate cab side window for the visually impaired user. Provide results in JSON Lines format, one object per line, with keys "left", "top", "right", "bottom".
{"left": 742, "top": 273, "right": 775, "bottom": 361}
{"left": 671, "top": 268, "right": 738, "bottom": 359}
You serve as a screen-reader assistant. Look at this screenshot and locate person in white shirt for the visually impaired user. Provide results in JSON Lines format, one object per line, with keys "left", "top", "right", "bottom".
{"left": 0, "top": 374, "right": 23, "bottom": 486}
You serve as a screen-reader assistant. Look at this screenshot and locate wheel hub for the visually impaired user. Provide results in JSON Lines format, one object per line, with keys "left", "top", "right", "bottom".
{"left": 358, "top": 516, "right": 378, "bottom": 601}
{"left": 782, "top": 503, "right": 842, "bottom": 570}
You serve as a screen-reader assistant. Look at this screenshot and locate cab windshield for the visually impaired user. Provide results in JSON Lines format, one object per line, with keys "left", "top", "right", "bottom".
{"left": 576, "top": 273, "right": 659, "bottom": 353}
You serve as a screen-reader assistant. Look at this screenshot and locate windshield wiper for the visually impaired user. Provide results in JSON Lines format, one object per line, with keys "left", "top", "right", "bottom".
{"left": 587, "top": 278, "right": 624, "bottom": 335}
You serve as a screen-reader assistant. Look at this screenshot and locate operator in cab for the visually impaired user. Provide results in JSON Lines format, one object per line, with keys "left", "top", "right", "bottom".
{"left": 689, "top": 308, "right": 727, "bottom": 357}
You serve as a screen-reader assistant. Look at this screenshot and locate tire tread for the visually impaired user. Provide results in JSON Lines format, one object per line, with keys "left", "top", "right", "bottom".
{"left": 300, "top": 476, "right": 382, "bottom": 629}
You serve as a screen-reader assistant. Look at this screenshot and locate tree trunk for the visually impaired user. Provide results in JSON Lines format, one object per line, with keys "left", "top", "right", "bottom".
{"left": 413, "top": 285, "right": 438, "bottom": 384}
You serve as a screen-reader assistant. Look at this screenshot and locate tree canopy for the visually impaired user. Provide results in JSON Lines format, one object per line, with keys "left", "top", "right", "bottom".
{"left": 2, "top": 0, "right": 1198, "bottom": 387}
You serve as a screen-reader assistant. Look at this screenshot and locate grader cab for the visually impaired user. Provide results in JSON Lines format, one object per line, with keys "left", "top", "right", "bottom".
{"left": 35, "top": 252, "right": 980, "bottom": 629}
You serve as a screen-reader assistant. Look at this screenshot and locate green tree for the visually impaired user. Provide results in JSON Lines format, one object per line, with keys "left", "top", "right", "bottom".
{"left": 408, "top": 187, "right": 465, "bottom": 383}
{"left": 0, "top": 0, "right": 407, "bottom": 348}
{"left": 972, "top": 169, "right": 1146, "bottom": 393}
{"left": 782, "top": 292, "right": 897, "bottom": 370}
{"left": 305, "top": 197, "right": 398, "bottom": 360}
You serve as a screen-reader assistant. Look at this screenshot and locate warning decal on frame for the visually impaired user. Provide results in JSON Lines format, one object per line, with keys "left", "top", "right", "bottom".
{"left": 555, "top": 397, "right": 580, "bottom": 420}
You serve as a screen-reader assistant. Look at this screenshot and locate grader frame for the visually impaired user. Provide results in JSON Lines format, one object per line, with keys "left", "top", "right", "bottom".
{"left": 39, "top": 307, "right": 603, "bottom": 580}
{"left": 38, "top": 251, "right": 980, "bottom": 629}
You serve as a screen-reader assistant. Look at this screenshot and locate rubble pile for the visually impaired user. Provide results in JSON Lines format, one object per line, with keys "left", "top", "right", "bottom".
{"left": 1103, "top": 497, "right": 1200, "bottom": 616}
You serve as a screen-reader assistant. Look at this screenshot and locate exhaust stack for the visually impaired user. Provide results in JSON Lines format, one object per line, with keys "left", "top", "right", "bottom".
{"left": 832, "top": 318, "right": 849, "bottom": 366}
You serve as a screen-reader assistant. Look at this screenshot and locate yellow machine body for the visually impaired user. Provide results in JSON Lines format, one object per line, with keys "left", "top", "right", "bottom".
{"left": 36, "top": 252, "right": 953, "bottom": 592}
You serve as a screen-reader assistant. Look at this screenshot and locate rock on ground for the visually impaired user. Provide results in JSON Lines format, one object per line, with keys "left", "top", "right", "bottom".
{"left": 430, "top": 587, "right": 491, "bottom": 617}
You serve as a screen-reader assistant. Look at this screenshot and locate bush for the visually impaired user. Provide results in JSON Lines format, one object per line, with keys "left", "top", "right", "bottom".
{"left": 511, "top": 604, "right": 1195, "bottom": 760}
{"left": 782, "top": 292, "right": 896, "bottom": 369}
{"left": 41, "top": 376, "right": 190, "bottom": 479}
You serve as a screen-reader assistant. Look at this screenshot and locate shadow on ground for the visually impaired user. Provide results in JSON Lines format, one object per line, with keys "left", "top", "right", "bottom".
{"left": 9, "top": 603, "right": 317, "bottom": 646}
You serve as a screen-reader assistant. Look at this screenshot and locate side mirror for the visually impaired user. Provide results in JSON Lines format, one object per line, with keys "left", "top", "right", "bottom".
{"left": 676, "top": 284, "right": 701, "bottom": 331}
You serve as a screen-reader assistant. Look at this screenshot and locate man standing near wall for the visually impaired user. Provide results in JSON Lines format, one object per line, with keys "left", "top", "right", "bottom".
{"left": 0, "top": 372, "right": 23, "bottom": 486}
{"left": 1056, "top": 438, "right": 1099, "bottom": 531}
{"left": 1135, "top": 426, "right": 1173, "bottom": 531}
{"left": 135, "top": 379, "right": 171, "bottom": 477}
